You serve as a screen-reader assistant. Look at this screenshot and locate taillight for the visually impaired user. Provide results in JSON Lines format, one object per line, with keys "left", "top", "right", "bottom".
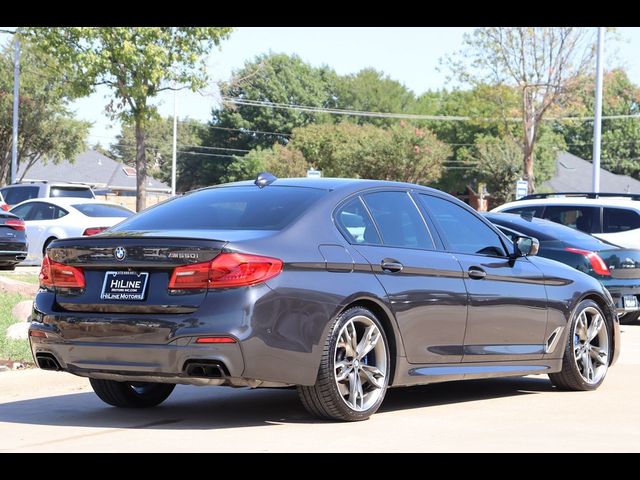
{"left": 169, "top": 253, "right": 283, "bottom": 290}
{"left": 39, "top": 255, "right": 86, "bottom": 289}
{"left": 5, "top": 218, "right": 25, "bottom": 230}
{"left": 83, "top": 227, "right": 107, "bottom": 236}
{"left": 0, "top": 204, "right": 9, "bottom": 211}
{"left": 565, "top": 248, "right": 611, "bottom": 276}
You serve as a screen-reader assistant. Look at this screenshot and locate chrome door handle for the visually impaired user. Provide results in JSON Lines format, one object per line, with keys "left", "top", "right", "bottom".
{"left": 468, "top": 267, "right": 486, "bottom": 280}
{"left": 381, "top": 259, "right": 403, "bottom": 273}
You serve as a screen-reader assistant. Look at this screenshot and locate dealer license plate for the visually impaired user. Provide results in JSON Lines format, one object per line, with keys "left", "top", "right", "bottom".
{"left": 623, "top": 295, "right": 638, "bottom": 310}
{"left": 100, "top": 271, "right": 149, "bottom": 301}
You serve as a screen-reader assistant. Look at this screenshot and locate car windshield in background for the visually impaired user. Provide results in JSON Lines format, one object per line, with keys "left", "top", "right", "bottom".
{"left": 73, "top": 203, "right": 134, "bottom": 218}
{"left": 111, "top": 186, "right": 328, "bottom": 232}
{"left": 1, "top": 186, "right": 39, "bottom": 205}
{"left": 50, "top": 187, "right": 94, "bottom": 198}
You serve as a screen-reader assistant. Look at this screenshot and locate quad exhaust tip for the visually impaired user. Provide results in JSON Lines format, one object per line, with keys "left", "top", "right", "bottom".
{"left": 36, "top": 353, "right": 61, "bottom": 371}
{"left": 183, "top": 360, "right": 229, "bottom": 378}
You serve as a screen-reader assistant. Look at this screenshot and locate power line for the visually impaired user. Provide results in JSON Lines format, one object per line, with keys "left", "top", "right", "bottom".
{"left": 222, "top": 96, "right": 640, "bottom": 123}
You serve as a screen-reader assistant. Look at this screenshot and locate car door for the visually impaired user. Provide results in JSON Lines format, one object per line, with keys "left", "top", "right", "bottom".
{"left": 335, "top": 190, "right": 468, "bottom": 364}
{"left": 13, "top": 202, "right": 67, "bottom": 262}
{"left": 418, "top": 194, "right": 549, "bottom": 362}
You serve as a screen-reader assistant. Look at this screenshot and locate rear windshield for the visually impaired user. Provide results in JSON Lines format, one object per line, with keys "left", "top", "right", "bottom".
{"left": 73, "top": 203, "right": 134, "bottom": 218}
{"left": 111, "top": 186, "right": 327, "bottom": 231}
{"left": 1, "top": 186, "right": 39, "bottom": 205}
{"left": 50, "top": 186, "right": 94, "bottom": 198}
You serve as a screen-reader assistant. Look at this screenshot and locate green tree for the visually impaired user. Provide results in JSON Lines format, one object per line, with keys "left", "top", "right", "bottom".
{"left": 210, "top": 53, "right": 339, "bottom": 152}
{"left": 447, "top": 27, "right": 596, "bottom": 192}
{"left": 25, "top": 27, "right": 233, "bottom": 210}
{"left": 335, "top": 68, "right": 416, "bottom": 126}
{"left": 557, "top": 69, "right": 640, "bottom": 179}
{"left": 111, "top": 116, "right": 206, "bottom": 188}
{"left": 0, "top": 39, "right": 89, "bottom": 184}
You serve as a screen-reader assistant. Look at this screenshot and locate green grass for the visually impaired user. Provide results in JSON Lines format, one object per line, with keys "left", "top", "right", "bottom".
{"left": 0, "top": 272, "right": 39, "bottom": 285}
{"left": 0, "top": 292, "right": 33, "bottom": 363}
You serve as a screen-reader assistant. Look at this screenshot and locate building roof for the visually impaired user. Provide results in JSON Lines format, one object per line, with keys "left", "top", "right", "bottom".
{"left": 16, "top": 150, "right": 171, "bottom": 193}
{"left": 542, "top": 151, "right": 640, "bottom": 194}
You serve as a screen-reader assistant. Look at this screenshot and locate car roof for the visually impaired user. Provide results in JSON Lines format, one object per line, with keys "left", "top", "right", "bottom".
{"left": 10, "top": 197, "right": 126, "bottom": 208}
{"left": 494, "top": 196, "right": 640, "bottom": 210}
{"left": 4, "top": 182, "right": 93, "bottom": 188}
{"left": 198, "top": 177, "right": 445, "bottom": 195}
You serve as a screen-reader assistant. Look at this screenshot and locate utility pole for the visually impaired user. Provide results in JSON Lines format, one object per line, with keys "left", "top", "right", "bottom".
{"left": 11, "top": 36, "right": 20, "bottom": 185}
{"left": 171, "top": 85, "right": 177, "bottom": 196}
{"left": 592, "top": 27, "right": 605, "bottom": 194}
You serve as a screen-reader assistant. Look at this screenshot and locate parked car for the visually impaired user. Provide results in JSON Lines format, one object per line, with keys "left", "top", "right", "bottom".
{"left": 0, "top": 211, "right": 27, "bottom": 271}
{"left": 491, "top": 192, "right": 640, "bottom": 249}
{"left": 29, "top": 176, "right": 620, "bottom": 421}
{"left": 10, "top": 198, "right": 133, "bottom": 265}
{"left": 0, "top": 182, "right": 95, "bottom": 208}
{"left": 485, "top": 212, "right": 640, "bottom": 324}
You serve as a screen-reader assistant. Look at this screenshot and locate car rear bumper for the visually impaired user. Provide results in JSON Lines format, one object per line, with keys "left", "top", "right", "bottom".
{"left": 604, "top": 281, "right": 640, "bottom": 314}
{"left": 28, "top": 287, "right": 336, "bottom": 387}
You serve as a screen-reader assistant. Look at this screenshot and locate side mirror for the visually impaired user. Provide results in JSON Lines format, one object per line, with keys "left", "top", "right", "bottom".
{"left": 514, "top": 235, "right": 539, "bottom": 257}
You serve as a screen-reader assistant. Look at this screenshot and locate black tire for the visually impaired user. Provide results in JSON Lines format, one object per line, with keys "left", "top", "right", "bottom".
{"left": 549, "top": 299, "right": 611, "bottom": 391}
{"left": 619, "top": 311, "right": 640, "bottom": 325}
{"left": 297, "top": 306, "right": 390, "bottom": 422}
{"left": 89, "top": 378, "right": 175, "bottom": 408}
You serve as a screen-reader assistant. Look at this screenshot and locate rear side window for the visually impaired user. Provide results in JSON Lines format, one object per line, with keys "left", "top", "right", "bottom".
{"left": 50, "top": 186, "right": 94, "bottom": 198}
{"left": 362, "top": 191, "right": 434, "bottom": 249}
{"left": 335, "top": 198, "right": 381, "bottom": 245}
{"left": 603, "top": 208, "right": 640, "bottom": 233}
{"left": 542, "top": 206, "right": 598, "bottom": 233}
{"left": 1, "top": 186, "right": 39, "bottom": 205}
{"left": 111, "top": 186, "right": 327, "bottom": 231}
{"left": 73, "top": 203, "right": 133, "bottom": 218}
{"left": 502, "top": 205, "right": 544, "bottom": 218}
{"left": 420, "top": 195, "right": 506, "bottom": 257}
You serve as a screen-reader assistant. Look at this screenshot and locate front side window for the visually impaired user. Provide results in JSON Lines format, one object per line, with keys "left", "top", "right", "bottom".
{"left": 542, "top": 205, "right": 598, "bottom": 233}
{"left": 420, "top": 194, "right": 506, "bottom": 257}
{"left": 603, "top": 207, "right": 640, "bottom": 233}
{"left": 362, "top": 191, "right": 434, "bottom": 249}
{"left": 335, "top": 197, "right": 381, "bottom": 245}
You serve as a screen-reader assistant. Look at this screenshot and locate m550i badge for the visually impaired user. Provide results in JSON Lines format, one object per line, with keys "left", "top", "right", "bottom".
{"left": 168, "top": 252, "right": 199, "bottom": 259}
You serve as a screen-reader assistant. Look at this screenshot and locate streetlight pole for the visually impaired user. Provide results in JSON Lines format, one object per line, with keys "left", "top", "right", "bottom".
{"left": 171, "top": 85, "right": 177, "bottom": 196}
{"left": 592, "top": 27, "right": 605, "bottom": 194}
{"left": 11, "top": 36, "right": 20, "bottom": 184}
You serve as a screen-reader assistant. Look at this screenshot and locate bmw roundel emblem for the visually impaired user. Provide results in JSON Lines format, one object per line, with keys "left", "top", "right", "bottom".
{"left": 114, "top": 246, "right": 127, "bottom": 261}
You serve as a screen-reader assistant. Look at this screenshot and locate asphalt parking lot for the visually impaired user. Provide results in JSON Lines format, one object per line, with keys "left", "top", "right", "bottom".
{"left": 1, "top": 323, "right": 639, "bottom": 452}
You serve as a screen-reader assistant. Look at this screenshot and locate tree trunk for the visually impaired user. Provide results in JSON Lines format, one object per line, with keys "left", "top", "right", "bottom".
{"left": 135, "top": 118, "right": 147, "bottom": 212}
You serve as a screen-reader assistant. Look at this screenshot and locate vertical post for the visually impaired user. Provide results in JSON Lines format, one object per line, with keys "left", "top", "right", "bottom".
{"left": 171, "top": 85, "right": 177, "bottom": 196}
{"left": 11, "top": 37, "right": 20, "bottom": 185}
{"left": 592, "top": 27, "right": 605, "bottom": 194}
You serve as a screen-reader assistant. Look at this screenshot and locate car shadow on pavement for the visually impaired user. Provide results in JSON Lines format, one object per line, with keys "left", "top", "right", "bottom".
{"left": 0, "top": 376, "right": 555, "bottom": 431}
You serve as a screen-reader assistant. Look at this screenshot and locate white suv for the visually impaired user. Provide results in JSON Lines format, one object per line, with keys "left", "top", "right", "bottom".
{"left": 492, "top": 193, "right": 640, "bottom": 249}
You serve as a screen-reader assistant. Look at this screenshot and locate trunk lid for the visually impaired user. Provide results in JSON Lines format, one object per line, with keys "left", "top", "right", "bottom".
{"left": 48, "top": 233, "right": 228, "bottom": 313}
{"left": 598, "top": 248, "right": 640, "bottom": 279}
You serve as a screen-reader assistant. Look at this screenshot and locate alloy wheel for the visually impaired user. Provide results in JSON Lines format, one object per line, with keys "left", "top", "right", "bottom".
{"left": 333, "top": 315, "right": 388, "bottom": 411}
{"left": 573, "top": 306, "right": 609, "bottom": 384}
